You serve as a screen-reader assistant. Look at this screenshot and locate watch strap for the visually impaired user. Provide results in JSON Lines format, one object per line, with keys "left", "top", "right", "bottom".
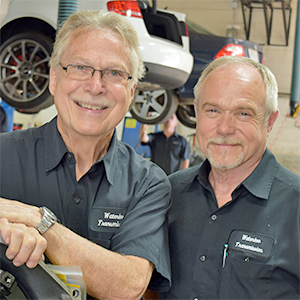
{"left": 35, "top": 207, "right": 57, "bottom": 235}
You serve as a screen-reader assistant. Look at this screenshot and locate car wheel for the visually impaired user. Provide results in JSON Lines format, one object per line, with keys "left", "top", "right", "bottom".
{"left": 0, "top": 32, "right": 54, "bottom": 111}
{"left": 0, "top": 243, "right": 74, "bottom": 299}
{"left": 130, "top": 89, "right": 178, "bottom": 124}
{"left": 176, "top": 104, "right": 196, "bottom": 128}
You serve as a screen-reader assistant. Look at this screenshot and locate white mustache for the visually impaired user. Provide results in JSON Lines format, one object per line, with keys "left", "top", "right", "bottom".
{"left": 207, "top": 138, "right": 243, "bottom": 146}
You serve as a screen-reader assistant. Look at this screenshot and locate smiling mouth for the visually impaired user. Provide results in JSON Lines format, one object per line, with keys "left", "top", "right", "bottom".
{"left": 77, "top": 102, "right": 108, "bottom": 111}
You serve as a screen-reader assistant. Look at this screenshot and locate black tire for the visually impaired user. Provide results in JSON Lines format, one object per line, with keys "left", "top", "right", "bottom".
{"left": 176, "top": 104, "right": 196, "bottom": 128}
{"left": 0, "top": 243, "right": 74, "bottom": 299}
{"left": 130, "top": 89, "right": 179, "bottom": 124}
{"left": 0, "top": 32, "right": 54, "bottom": 111}
{"left": 16, "top": 95, "right": 54, "bottom": 114}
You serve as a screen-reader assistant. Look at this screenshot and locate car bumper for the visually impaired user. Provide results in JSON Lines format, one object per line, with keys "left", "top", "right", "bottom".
{"left": 141, "top": 62, "right": 191, "bottom": 90}
{"left": 139, "top": 36, "right": 193, "bottom": 89}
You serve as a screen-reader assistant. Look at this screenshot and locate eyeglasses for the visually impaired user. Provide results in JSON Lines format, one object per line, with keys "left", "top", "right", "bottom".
{"left": 60, "top": 63, "right": 132, "bottom": 83}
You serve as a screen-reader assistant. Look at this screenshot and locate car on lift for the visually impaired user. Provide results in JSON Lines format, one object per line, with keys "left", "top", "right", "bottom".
{"left": 130, "top": 19, "right": 265, "bottom": 128}
{"left": 0, "top": 0, "right": 193, "bottom": 116}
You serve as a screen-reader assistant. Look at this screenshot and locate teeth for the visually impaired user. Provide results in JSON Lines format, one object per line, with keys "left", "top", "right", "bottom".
{"left": 78, "top": 102, "right": 105, "bottom": 110}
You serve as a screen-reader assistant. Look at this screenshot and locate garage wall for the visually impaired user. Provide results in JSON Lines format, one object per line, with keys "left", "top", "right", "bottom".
{"left": 158, "top": 0, "right": 298, "bottom": 94}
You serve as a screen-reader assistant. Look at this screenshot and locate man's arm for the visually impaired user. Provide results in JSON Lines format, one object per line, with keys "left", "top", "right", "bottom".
{"left": 181, "top": 137, "right": 191, "bottom": 170}
{"left": 0, "top": 198, "right": 154, "bottom": 300}
{"left": 45, "top": 222, "right": 154, "bottom": 300}
{"left": 181, "top": 159, "right": 190, "bottom": 170}
{"left": 139, "top": 124, "right": 149, "bottom": 143}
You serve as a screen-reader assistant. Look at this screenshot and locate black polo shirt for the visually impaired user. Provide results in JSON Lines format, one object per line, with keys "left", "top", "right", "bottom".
{"left": 161, "top": 148, "right": 300, "bottom": 299}
{"left": 0, "top": 117, "right": 171, "bottom": 293}
{"left": 142, "top": 131, "right": 190, "bottom": 175}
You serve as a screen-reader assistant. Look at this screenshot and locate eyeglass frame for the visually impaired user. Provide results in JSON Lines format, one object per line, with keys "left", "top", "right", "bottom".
{"left": 59, "top": 63, "right": 133, "bottom": 82}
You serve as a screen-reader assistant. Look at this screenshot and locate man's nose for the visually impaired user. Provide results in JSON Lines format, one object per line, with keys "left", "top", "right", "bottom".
{"left": 87, "top": 71, "right": 105, "bottom": 92}
{"left": 217, "top": 113, "right": 236, "bottom": 135}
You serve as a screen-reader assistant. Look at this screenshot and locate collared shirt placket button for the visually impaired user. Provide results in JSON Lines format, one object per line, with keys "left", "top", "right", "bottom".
{"left": 199, "top": 255, "right": 206, "bottom": 262}
{"left": 211, "top": 214, "right": 217, "bottom": 221}
{"left": 74, "top": 197, "right": 81, "bottom": 204}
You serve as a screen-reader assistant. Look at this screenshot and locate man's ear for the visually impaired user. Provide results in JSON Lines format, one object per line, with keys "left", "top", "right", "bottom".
{"left": 194, "top": 100, "right": 198, "bottom": 119}
{"left": 130, "top": 83, "right": 137, "bottom": 102}
{"left": 267, "top": 110, "right": 279, "bottom": 134}
{"left": 49, "top": 67, "right": 57, "bottom": 96}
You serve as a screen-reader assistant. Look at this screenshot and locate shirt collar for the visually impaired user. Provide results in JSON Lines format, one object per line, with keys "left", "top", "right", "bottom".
{"left": 98, "top": 131, "right": 118, "bottom": 186}
{"left": 242, "top": 148, "right": 279, "bottom": 200}
{"left": 45, "top": 117, "right": 118, "bottom": 186}
{"left": 196, "top": 148, "right": 279, "bottom": 200}
{"left": 161, "top": 131, "right": 179, "bottom": 138}
{"left": 45, "top": 117, "right": 69, "bottom": 172}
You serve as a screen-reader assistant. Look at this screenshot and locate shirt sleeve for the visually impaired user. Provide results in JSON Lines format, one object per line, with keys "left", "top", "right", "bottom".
{"left": 141, "top": 132, "right": 154, "bottom": 146}
{"left": 110, "top": 162, "right": 172, "bottom": 292}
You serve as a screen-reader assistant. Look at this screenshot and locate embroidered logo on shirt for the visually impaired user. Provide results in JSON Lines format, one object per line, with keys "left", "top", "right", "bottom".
{"left": 98, "top": 212, "right": 124, "bottom": 228}
{"left": 90, "top": 207, "right": 126, "bottom": 232}
{"left": 228, "top": 230, "right": 275, "bottom": 258}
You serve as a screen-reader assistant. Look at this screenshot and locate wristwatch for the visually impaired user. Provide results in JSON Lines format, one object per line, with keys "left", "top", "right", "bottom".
{"left": 35, "top": 206, "right": 57, "bottom": 234}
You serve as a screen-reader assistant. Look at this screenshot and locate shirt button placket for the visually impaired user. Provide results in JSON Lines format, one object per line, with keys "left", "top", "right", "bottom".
{"left": 74, "top": 196, "right": 81, "bottom": 204}
{"left": 199, "top": 255, "right": 206, "bottom": 262}
{"left": 211, "top": 214, "right": 217, "bottom": 221}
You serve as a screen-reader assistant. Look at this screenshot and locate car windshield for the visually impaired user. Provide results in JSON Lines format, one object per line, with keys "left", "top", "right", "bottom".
{"left": 185, "top": 19, "right": 217, "bottom": 36}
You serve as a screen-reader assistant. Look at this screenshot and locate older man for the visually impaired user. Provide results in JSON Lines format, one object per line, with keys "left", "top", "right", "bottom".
{"left": 0, "top": 10, "right": 171, "bottom": 300}
{"left": 160, "top": 57, "right": 300, "bottom": 299}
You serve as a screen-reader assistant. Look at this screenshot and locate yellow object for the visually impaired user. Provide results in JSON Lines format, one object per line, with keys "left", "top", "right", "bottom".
{"left": 125, "top": 118, "right": 137, "bottom": 128}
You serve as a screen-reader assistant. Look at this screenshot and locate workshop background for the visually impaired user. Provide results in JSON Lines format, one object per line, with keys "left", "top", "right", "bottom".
{"left": 156, "top": 0, "right": 300, "bottom": 176}
{"left": 4, "top": 0, "right": 300, "bottom": 175}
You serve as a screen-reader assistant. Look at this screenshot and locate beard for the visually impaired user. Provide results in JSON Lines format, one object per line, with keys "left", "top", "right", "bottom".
{"left": 206, "top": 137, "right": 244, "bottom": 170}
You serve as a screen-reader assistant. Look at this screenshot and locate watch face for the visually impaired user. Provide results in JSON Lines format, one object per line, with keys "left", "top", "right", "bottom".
{"left": 42, "top": 207, "right": 57, "bottom": 222}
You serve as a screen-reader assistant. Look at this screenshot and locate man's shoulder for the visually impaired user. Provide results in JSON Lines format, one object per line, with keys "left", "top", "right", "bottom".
{"left": 168, "top": 165, "right": 200, "bottom": 187}
{"left": 173, "top": 132, "right": 189, "bottom": 143}
{"left": 0, "top": 119, "right": 54, "bottom": 142}
{"left": 263, "top": 149, "right": 300, "bottom": 189}
{"left": 149, "top": 131, "right": 164, "bottom": 138}
{"left": 275, "top": 163, "right": 300, "bottom": 191}
{"left": 0, "top": 125, "right": 45, "bottom": 145}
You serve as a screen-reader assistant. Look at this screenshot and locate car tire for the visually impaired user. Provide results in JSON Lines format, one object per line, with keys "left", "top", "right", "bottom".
{"left": 176, "top": 104, "right": 196, "bottom": 128}
{"left": 0, "top": 32, "right": 54, "bottom": 111}
{"left": 130, "top": 89, "right": 179, "bottom": 124}
{"left": 0, "top": 243, "right": 75, "bottom": 299}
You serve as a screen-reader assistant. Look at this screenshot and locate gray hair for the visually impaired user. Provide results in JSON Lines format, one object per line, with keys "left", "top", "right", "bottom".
{"left": 49, "top": 10, "right": 145, "bottom": 86}
{"left": 193, "top": 56, "right": 278, "bottom": 124}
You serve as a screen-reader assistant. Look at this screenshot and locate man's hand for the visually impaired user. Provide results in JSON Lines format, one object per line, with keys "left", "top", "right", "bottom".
{"left": 0, "top": 218, "right": 47, "bottom": 268}
{"left": 139, "top": 124, "right": 149, "bottom": 143}
{"left": 0, "top": 198, "right": 41, "bottom": 227}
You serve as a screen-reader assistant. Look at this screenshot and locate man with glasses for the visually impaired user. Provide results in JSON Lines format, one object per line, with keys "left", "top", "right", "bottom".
{"left": 0, "top": 10, "right": 171, "bottom": 299}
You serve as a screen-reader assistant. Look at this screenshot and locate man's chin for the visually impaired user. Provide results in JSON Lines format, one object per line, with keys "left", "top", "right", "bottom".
{"left": 208, "top": 155, "right": 244, "bottom": 170}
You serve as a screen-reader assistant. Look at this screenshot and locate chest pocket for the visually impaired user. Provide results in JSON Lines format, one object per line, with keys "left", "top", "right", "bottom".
{"left": 88, "top": 207, "right": 127, "bottom": 249}
{"left": 228, "top": 230, "right": 276, "bottom": 261}
{"left": 219, "top": 230, "right": 276, "bottom": 298}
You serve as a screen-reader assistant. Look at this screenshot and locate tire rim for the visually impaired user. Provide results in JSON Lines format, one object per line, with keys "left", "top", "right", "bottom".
{"left": 131, "top": 90, "right": 168, "bottom": 121}
{"left": 0, "top": 39, "right": 50, "bottom": 103}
